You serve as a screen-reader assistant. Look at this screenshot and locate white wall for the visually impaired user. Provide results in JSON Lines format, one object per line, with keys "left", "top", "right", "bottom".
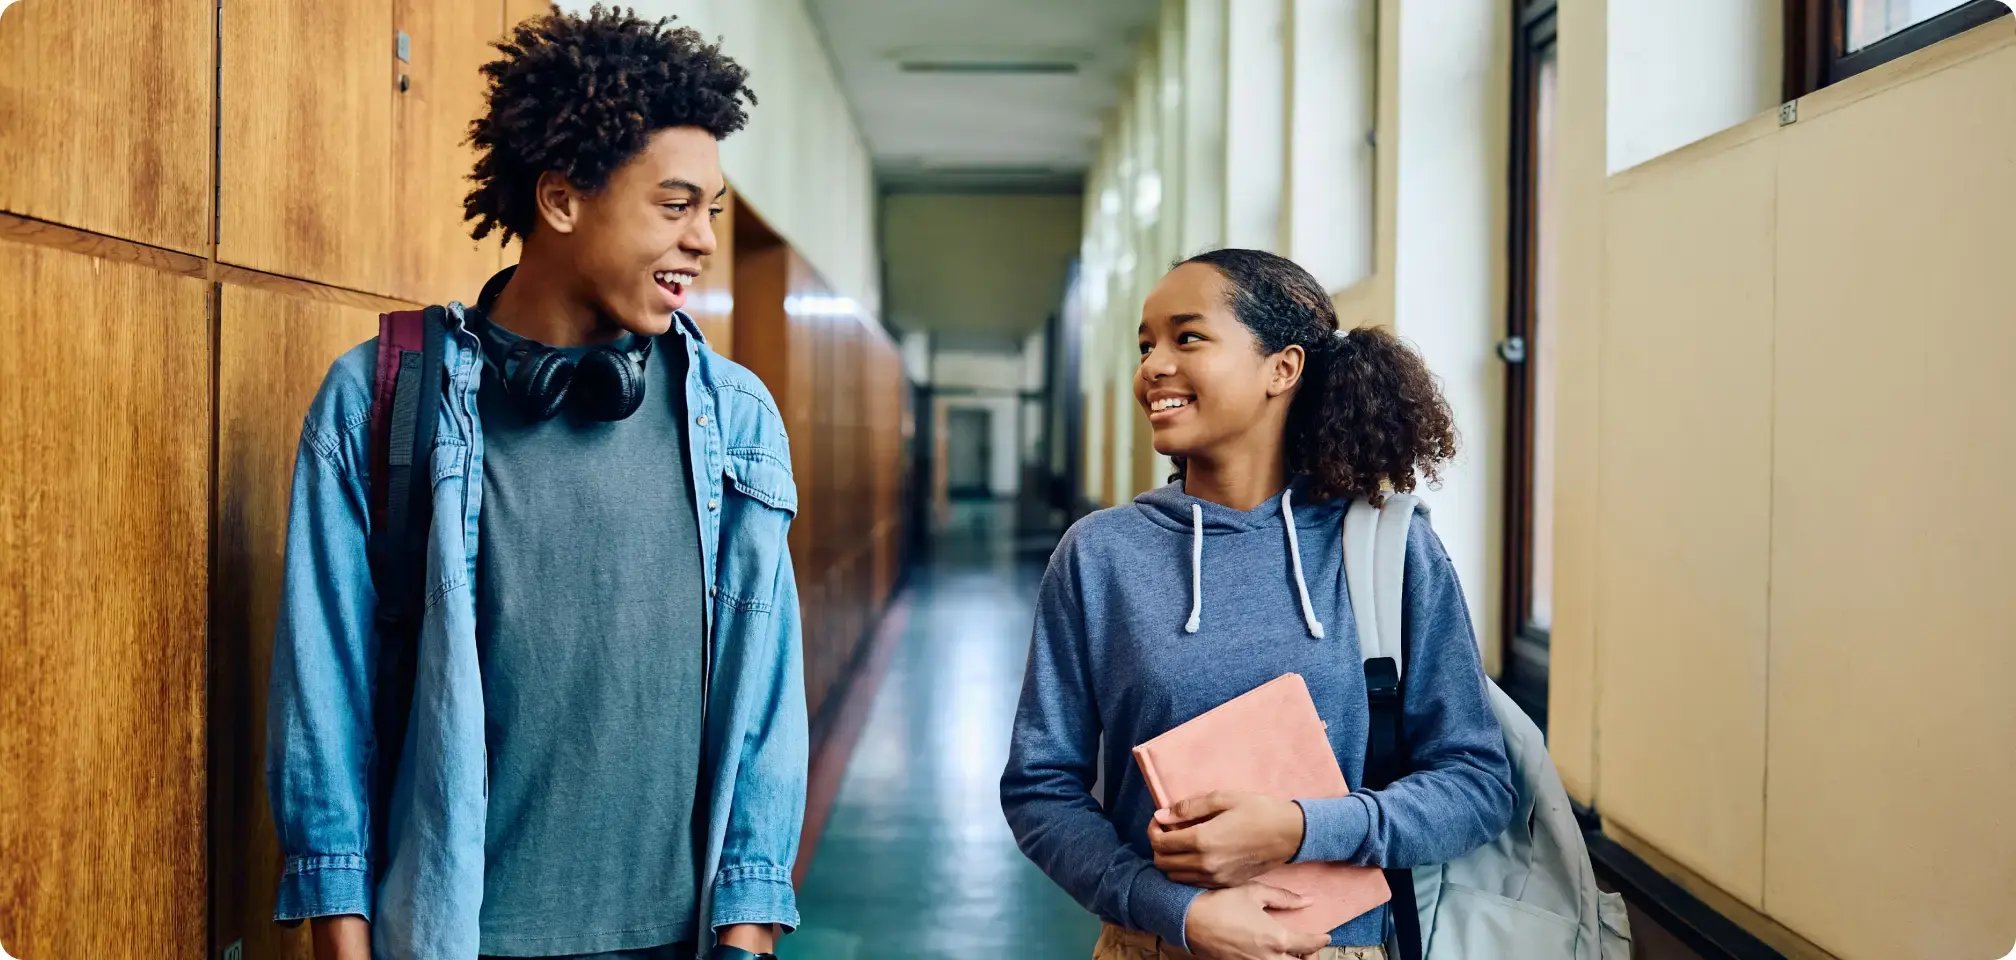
{"left": 1391, "top": 0, "right": 1510, "bottom": 667}
{"left": 1285, "top": 0, "right": 1378, "bottom": 292}
{"left": 580, "top": 0, "right": 882, "bottom": 314}
{"left": 901, "top": 330, "right": 931, "bottom": 384}
{"left": 1222, "top": 0, "right": 1287, "bottom": 250}
{"left": 1607, "top": 0, "right": 1781, "bottom": 173}
{"left": 932, "top": 348, "right": 1025, "bottom": 392}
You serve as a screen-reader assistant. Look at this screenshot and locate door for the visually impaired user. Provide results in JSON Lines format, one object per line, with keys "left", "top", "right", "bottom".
{"left": 946, "top": 407, "right": 993, "bottom": 499}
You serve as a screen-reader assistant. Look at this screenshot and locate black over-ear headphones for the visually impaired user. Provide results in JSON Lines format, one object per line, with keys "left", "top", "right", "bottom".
{"left": 473, "top": 267, "right": 655, "bottom": 422}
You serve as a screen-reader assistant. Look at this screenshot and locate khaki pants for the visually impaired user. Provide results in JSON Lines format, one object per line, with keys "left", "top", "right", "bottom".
{"left": 1093, "top": 923, "right": 1387, "bottom": 960}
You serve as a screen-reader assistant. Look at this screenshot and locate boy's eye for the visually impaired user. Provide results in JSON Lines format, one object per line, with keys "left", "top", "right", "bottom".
{"left": 1137, "top": 342, "right": 1152, "bottom": 356}
{"left": 664, "top": 202, "right": 691, "bottom": 215}
{"left": 708, "top": 207, "right": 724, "bottom": 221}
{"left": 1177, "top": 332, "right": 1204, "bottom": 345}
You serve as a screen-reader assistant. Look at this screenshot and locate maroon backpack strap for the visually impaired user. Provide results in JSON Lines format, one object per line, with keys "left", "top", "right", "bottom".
{"left": 364, "top": 307, "right": 443, "bottom": 862}
{"left": 369, "top": 310, "right": 432, "bottom": 529}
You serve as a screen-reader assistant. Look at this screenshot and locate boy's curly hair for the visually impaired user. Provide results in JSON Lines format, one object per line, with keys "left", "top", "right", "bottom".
{"left": 463, "top": 4, "right": 757, "bottom": 245}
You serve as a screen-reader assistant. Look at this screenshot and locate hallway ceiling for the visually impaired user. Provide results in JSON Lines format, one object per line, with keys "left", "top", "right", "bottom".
{"left": 802, "top": 0, "right": 1161, "bottom": 193}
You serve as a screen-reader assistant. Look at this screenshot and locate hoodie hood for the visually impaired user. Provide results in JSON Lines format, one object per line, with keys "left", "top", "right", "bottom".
{"left": 1132, "top": 477, "right": 1350, "bottom": 638}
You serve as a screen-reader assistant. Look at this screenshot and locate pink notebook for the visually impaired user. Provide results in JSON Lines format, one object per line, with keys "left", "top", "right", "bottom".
{"left": 1131, "top": 673, "right": 1391, "bottom": 934}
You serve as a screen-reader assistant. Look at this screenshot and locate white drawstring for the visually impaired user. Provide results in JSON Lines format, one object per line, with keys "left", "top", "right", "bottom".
{"left": 1185, "top": 503, "right": 1204, "bottom": 633}
{"left": 1282, "top": 488, "right": 1326, "bottom": 639}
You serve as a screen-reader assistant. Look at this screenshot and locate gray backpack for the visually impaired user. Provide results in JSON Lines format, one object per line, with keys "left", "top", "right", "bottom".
{"left": 1343, "top": 495, "right": 1631, "bottom": 960}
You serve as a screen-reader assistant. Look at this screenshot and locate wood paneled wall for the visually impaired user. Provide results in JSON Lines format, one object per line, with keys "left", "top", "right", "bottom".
{"left": 0, "top": 0, "right": 213, "bottom": 252}
{"left": 2, "top": 4, "right": 906, "bottom": 958}
{"left": 0, "top": 242, "right": 212, "bottom": 960}
{"left": 734, "top": 206, "right": 911, "bottom": 723}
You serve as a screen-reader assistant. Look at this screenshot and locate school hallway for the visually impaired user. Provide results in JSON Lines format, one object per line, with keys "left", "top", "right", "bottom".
{"left": 782, "top": 501, "right": 1098, "bottom": 960}
{"left": 780, "top": 501, "right": 1712, "bottom": 960}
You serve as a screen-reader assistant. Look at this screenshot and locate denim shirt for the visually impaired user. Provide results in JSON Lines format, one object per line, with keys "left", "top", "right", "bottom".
{"left": 264, "top": 303, "right": 806, "bottom": 960}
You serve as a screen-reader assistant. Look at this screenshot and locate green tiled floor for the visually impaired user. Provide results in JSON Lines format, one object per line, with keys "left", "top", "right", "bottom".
{"left": 782, "top": 503, "right": 1098, "bottom": 960}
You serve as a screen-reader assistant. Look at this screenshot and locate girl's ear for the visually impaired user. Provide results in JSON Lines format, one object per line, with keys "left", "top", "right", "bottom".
{"left": 1266, "top": 344, "right": 1306, "bottom": 398}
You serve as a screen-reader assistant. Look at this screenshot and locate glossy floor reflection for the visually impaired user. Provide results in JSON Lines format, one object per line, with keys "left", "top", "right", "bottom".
{"left": 782, "top": 500, "right": 1097, "bottom": 960}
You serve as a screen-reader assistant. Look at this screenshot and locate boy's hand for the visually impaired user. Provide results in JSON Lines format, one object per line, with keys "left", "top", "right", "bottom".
{"left": 309, "top": 914, "right": 370, "bottom": 960}
{"left": 1149, "top": 791, "right": 1305, "bottom": 888}
{"left": 717, "top": 923, "right": 778, "bottom": 953}
{"left": 1184, "top": 883, "right": 1331, "bottom": 960}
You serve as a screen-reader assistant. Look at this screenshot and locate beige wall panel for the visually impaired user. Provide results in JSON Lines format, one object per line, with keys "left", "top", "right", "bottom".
{"left": 0, "top": 0, "right": 212, "bottom": 252}
{"left": 1766, "top": 39, "right": 2016, "bottom": 960}
{"left": 0, "top": 241, "right": 210, "bottom": 958}
{"left": 1544, "top": 0, "right": 1607, "bottom": 804}
{"left": 1597, "top": 134, "right": 1776, "bottom": 908}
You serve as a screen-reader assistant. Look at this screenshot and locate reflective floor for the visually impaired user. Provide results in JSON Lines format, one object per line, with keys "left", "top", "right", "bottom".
{"left": 781, "top": 500, "right": 1098, "bottom": 960}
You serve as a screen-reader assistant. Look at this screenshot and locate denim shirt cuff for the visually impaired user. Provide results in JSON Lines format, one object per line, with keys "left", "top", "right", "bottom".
{"left": 1291, "top": 794, "right": 1373, "bottom": 864}
{"left": 273, "top": 853, "right": 372, "bottom": 923}
{"left": 1127, "top": 868, "right": 1204, "bottom": 951}
{"left": 711, "top": 863, "right": 801, "bottom": 933}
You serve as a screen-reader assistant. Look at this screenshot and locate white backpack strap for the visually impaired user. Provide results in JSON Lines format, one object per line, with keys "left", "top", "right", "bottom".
{"left": 1344, "top": 494, "right": 1424, "bottom": 673}
{"left": 1343, "top": 499, "right": 1383, "bottom": 662}
{"left": 1374, "top": 494, "right": 1422, "bottom": 677}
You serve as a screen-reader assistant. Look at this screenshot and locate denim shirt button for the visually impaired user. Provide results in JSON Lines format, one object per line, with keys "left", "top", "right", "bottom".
{"left": 696, "top": 415, "right": 710, "bottom": 427}
{"left": 707, "top": 497, "right": 719, "bottom": 511}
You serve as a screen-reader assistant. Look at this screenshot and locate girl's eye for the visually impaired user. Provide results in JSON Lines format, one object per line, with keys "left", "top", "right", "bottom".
{"left": 1177, "top": 332, "right": 1204, "bottom": 345}
{"left": 664, "top": 202, "right": 691, "bottom": 215}
{"left": 1137, "top": 342, "right": 1152, "bottom": 356}
{"left": 708, "top": 207, "right": 724, "bottom": 221}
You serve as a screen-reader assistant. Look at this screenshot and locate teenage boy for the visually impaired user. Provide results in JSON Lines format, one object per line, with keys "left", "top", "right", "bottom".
{"left": 266, "top": 8, "right": 804, "bottom": 960}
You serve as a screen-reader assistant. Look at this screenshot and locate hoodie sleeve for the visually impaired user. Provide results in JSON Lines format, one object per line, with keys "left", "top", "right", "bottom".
{"left": 1293, "top": 520, "right": 1516, "bottom": 869}
{"left": 1000, "top": 532, "right": 1204, "bottom": 950}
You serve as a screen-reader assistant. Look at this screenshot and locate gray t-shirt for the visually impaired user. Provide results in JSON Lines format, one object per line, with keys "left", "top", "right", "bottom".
{"left": 473, "top": 324, "right": 707, "bottom": 958}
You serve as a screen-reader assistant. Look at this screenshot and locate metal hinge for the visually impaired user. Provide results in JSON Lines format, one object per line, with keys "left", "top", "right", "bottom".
{"left": 1779, "top": 100, "right": 1799, "bottom": 126}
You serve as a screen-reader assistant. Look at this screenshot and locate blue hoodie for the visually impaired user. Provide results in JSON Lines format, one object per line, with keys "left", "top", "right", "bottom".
{"left": 1000, "top": 479, "right": 1514, "bottom": 949}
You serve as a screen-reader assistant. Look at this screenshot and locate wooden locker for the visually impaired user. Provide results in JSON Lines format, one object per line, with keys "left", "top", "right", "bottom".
{"left": 209, "top": 286, "right": 379, "bottom": 960}
{"left": 687, "top": 195, "right": 737, "bottom": 355}
{"left": 391, "top": 0, "right": 509, "bottom": 305}
{"left": 220, "top": 0, "right": 396, "bottom": 296}
{"left": 505, "top": 0, "right": 556, "bottom": 31}
{"left": 0, "top": 0, "right": 212, "bottom": 252}
{"left": 0, "top": 241, "right": 210, "bottom": 959}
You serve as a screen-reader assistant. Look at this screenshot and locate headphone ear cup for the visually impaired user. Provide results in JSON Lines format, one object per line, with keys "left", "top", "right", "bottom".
{"left": 509, "top": 345, "right": 575, "bottom": 421}
{"left": 573, "top": 343, "right": 648, "bottom": 421}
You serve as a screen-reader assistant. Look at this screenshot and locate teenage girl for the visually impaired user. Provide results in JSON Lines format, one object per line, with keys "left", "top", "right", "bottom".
{"left": 1001, "top": 249, "right": 1514, "bottom": 960}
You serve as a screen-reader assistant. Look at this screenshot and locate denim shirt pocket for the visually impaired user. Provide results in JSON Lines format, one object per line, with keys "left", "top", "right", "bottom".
{"left": 718, "top": 447, "right": 797, "bottom": 611}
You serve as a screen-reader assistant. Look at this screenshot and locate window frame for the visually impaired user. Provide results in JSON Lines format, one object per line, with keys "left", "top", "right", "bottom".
{"left": 1501, "top": 0, "right": 1557, "bottom": 727}
{"left": 1784, "top": 0, "right": 2011, "bottom": 100}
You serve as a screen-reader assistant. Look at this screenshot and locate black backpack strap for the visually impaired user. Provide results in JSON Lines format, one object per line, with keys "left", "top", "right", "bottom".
{"left": 1365, "top": 655, "right": 1424, "bottom": 960}
{"left": 365, "top": 306, "right": 444, "bottom": 859}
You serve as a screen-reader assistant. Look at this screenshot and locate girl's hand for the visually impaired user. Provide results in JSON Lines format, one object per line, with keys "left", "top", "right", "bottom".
{"left": 1149, "top": 790, "right": 1305, "bottom": 888}
{"left": 1184, "top": 883, "right": 1332, "bottom": 960}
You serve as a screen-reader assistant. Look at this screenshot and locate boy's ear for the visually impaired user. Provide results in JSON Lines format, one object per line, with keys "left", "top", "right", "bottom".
{"left": 533, "top": 171, "right": 581, "bottom": 236}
